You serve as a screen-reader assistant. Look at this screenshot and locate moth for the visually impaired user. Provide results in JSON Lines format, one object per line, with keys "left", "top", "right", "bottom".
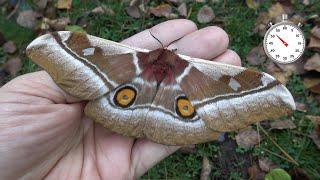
{"left": 26, "top": 31, "right": 295, "bottom": 145}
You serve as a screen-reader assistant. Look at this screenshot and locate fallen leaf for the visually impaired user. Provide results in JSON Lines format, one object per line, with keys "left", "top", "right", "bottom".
{"left": 268, "top": 3, "right": 285, "bottom": 19}
{"left": 33, "top": 0, "right": 48, "bottom": 9}
{"left": 254, "top": 12, "right": 271, "bottom": 36}
{"left": 265, "top": 168, "right": 291, "bottom": 180}
{"left": 150, "top": 4, "right": 172, "bottom": 17}
{"left": 3, "top": 41, "right": 17, "bottom": 54}
{"left": 200, "top": 156, "right": 212, "bottom": 180}
{"left": 56, "top": 0, "right": 72, "bottom": 9}
{"left": 270, "top": 119, "right": 296, "bottom": 130}
{"left": 289, "top": 14, "right": 306, "bottom": 25}
{"left": 246, "top": 0, "right": 260, "bottom": 9}
{"left": 246, "top": 45, "right": 267, "bottom": 65}
{"left": 179, "top": 144, "right": 197, "bottom": 154}
{"left": 295, "top": 102, "right": 307, "bottom": 112}
{"left": 129, "top": 0, "right": 149, "bottom": 6}
{"left": 302, "top": 0, "right": 310, "bottom": 5}
{"left": 47, "top": 17, "right": 70, "bottom": 31}
{"left": 311, "top": 26, "right": 320, "bottom": 39}
{"left": 236, "top": 127, "right": 261, "bottom": 148}
{"left": 3, "top": 57, "right": 22, "bottom": 76}
{"left": 197, "top": 5, "right": 214, "bottom": 24}
{"left": 309, "top": 130, "right": 320, "bottom": 149}
{"left": 304, "top": 53, "right": 320, "bottom": 72}
{"left": 248, "top": 165, "right": 265, "bottom": 180}
{"left": 177, "top": 3, "right": 187, "bottom": 17}
{"left": 16, "top": 10, "right": 40, "bottom": 29}
{"left": 303, "top": 77, "right": 320, "bottom": 94}
{"left": 45, "top": 6, "right": 57, "bottom": 19}
{"left": 308, "top": 35, "right": 320, "bottom": 50}
{"left": 259, "top": 158, "right": 277, "bottom": 172}
{"left": 125, "top": 6, "right": 141, "bottom": 18}
{"left": 271, "top": 64, "right": 296, "bottom": 85}
{"left": 91, "top": 6, "right": 115, "bottom": 16}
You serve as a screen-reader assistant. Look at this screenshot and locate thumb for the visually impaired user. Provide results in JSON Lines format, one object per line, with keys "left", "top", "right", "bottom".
{"left": 0, "top": 71, "right": 82, "bottom": 104}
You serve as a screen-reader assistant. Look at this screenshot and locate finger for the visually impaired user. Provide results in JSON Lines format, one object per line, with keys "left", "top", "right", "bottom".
{"left": 168, "top": 26, "right": 229, "bottom": 60}
{"left": 212, "top": 49, "right": 242, "bottom": 66}
{"left": 0, "top": 71, "right": 81, "bottom": 104}
{"left": 130, "top": 139, "right": 180, "bottom": 178}
{"left": 121, "top": 19, "right": 197, "bottom": 50}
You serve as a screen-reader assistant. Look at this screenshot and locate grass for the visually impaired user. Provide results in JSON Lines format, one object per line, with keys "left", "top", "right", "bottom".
{"left": 1, "top": 0, "right": 320, "bottom": 179}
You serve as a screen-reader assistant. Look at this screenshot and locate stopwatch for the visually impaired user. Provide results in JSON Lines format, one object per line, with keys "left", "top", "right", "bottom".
{"left": 263, "top": 14, "right": 305, "bottom": 64}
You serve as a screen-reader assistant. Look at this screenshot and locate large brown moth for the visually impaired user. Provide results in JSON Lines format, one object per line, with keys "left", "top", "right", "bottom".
{"left": 26, "top": 31, "right": 295, "bottom": 145}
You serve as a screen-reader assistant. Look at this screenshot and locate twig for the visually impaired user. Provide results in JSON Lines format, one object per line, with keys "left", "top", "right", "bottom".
{"left": 6, "top": 0, "right": 20, "bottom": 20}
{"left": 258, "top": 124, "right": 299, "bottom": 166}
{"left": 262, "top": 148, "right": 296, "bottom": 165}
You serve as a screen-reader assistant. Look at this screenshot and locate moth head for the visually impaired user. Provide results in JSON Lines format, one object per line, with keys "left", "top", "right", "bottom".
{"left": 114, "top": 86, "right": 137, "bottom": 108}
{"left": 176, "top": 96, "right": 196, "bottom": 119}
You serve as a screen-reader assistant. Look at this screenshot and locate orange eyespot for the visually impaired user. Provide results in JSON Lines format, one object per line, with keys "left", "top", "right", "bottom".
{"left": 114, "top": 87, "right": 136, "bottom": 108}
{"left": 176, "top": 97, "right": 195, "bottom": 118}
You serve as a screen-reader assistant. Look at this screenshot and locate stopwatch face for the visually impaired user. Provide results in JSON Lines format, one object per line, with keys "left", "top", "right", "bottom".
{"left": 263, "top": 22, "right": 305, "bottom": 64}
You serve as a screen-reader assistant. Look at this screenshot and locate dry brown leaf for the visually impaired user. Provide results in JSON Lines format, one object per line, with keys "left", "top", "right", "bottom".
{"left": 295, "top": 102, "right": 307, "bottom": 112}
{"left": 254, "top": 12, "right": 271, "bottom": 36}
{"left": 177, "top": 3, "right": 187, "bottom": 17}
{"left": 268, "top": 3, "right": 285, "bottom": 18}
{"left": 303, "top": 77, "right": 320, "bottom": 94}
{"left": 3, "top": 41, "right": 17, "bottom": 54}
{"left": 259, "top": 158, "right": 277, "bottom": 172}
{"left": 289, "top": 14, "right": 306, "bottom": 25}
{"left": 45, "top": 6, "right": 57, "bottom": 19}
{"left": 125, "top": 6, "right": 141, "bottom": 18}
{"left": 33, "top": 0, "right": 48, "bottom": 9}
{"left": 308, "top": 35, "right": 320, "bottom": 50}
{"left": 91, "top": 6, "right": 115, "bottom": 16}
{"left": 246, "top": 45, "right": 267, "bottom": 65}
{"left": 271, "top": 64, "right": 296, "bottom": 85}
{"left": 150, "top": 4, "right": 172, "bottom": 17}
{"left": 248, "top": 165, "right": 265, "bottom": 180}
{"left": 309, "top": 130, "right": 320, "bottom": 149}
{"left": 197, "top": 5, "right": 214, "bottom": 24}
{"left": 56, "top": 0, "right": 72, "bottom": 9}
{"left": 270, "top": 119, "right": 296, "bottom": 130}
{"left": 304, "top": 53, "right": 320, "bottom": 72}
{"left": 179, "top": 144, "right": 197, "bottom": 154}
{"left": 311, "top": 26, "right": 320, "bottom": 40}
{"left": 3, "top": 57, "right": 22, "bottom": 76}
{"left": 302, "top": 0, "right": 310, "bottom": 5}
{"left": 236, "top": 128, "right": 261, "bottom": 148}
{"left": 47, "top": 17, "right": 70, "bottom": 31}
{"left": 16, "top": 10, "right": 40, "bottom": 29}
{"left": 200, "top": 156, "right": 212, "bottom": 180}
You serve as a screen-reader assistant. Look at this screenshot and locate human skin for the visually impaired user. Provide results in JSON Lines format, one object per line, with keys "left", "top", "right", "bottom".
{"left": 0, "top": 19, "right": 241, "bottom": 179}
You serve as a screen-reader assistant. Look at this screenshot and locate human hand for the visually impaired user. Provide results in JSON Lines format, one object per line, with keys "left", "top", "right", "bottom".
{"left": 0, "top": 19, "right": 241, "bottom": 179}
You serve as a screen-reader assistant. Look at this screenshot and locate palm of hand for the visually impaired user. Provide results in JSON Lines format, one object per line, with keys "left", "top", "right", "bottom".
{"left": 0, "top": 19, "right": 240, "bottom": 179}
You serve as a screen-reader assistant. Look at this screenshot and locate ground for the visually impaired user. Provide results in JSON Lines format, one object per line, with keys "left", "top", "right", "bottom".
{"left": 0, "top": 0, "right": 320, "bottom": 179}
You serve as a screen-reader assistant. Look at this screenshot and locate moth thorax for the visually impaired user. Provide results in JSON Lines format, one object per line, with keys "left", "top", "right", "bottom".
{"left": 152, "top": 60, "right": 171, "bottom": 84}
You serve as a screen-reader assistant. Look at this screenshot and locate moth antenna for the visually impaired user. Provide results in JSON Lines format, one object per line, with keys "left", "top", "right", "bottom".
{"left": 149, "top": 30, "right": 164, "bottom": 49}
